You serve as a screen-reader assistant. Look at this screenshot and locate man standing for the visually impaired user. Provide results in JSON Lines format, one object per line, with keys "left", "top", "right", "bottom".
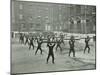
{"left": 29, "top": 37, "right": 34, "bottom": 50}
{"left": 56, "top": 39, "right": 62, "bottom": 53}
{"left": 35, "top": 38, "right": 43, "bottom": 55}
{"left": 84, "top": 36, "right": 90, "bottom": 53}
{"left": 69, "top": 36, "right": 75, "bottom": 57}
{"left": 47, "top": 42, "right": 55, "bottom": 64}
{"left": 24, "top": 34, "right": 29, "bottom": 45}
{"left": 60, "top": 34, "right": 65, "bottom": 45}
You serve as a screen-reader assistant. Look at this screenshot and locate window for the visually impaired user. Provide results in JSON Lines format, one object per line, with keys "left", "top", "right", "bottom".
{"left": 30, "top": 23, "right": 34, "bottom": 28}
{"left": 19, "top": 14, "right": 23, "bottom": 19}
{"left": 19, "top": 4, "right": 23, "bottom": 10}
{"left": 60, "top": 26, "right": 62, "bottom": 30}
{"left": 48, "top": 25, "right": 51, "bottom": 31}
{"left": 45, "top": 24, "right": 51, "bottom": 31}
{"left": 56, "top": 26, "right": 58, "bottom": 30}
{"left": 21, "top": 24, "right": 25, "bottom": 28}
{"left": 45, "top": 24, "right": 48, "bottom": 31}
{"left": 45, "top": 8, "right": 49, "bottom": 11}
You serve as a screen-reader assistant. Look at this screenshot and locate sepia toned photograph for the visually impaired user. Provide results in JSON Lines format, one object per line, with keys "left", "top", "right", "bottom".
{"left": 11, "top": 0, "right": 96, "bottom": 74}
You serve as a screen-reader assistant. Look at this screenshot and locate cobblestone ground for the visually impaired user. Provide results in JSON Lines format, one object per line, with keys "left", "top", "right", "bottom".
{"left": 11, "top": 38, "right": 96, "bottom": 74}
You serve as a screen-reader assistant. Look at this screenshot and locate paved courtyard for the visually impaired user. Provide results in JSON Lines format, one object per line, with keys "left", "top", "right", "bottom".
{"left": 11, "top": 38, "right": 96, "bottom": 74}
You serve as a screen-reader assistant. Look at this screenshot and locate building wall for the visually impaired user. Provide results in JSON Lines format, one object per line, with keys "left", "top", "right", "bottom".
{"left": 11, "top": 0, "right": 96, "bottom": 33}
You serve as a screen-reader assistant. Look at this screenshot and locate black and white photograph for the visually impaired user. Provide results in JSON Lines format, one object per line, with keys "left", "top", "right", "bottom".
{"left": 11, "top": 0, "right": 96, "bottom": 74}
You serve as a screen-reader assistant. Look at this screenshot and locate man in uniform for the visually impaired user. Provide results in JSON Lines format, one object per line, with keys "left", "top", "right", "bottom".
{"left": 20, "top": 33, "right": 24, "bottom": 44}
{"left": 56, "top": 39, "right": 62, "bottom": 53}
{"left": 69, "top": 36, "right": 75, "bottom": 57}
{"left": 29, "top": 37, "right": 34, "bottom": 50}
{"left": 35, "top": 38, "right": 43, "bottom": 55}
{"left": 60, "top": 34, "right": 65, "bottom": 45}
{"left": 24, "top": 34, "right": 29, "bottom": 45}
{"left": 47, "top": 42, "right": 55, "bottom": 64}
{"left": 84, "top": 36, "right": 90, "bottom": 53}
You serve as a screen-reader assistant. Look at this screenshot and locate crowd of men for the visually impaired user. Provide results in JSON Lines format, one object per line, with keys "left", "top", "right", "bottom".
{"left": 12, "top": 32, "right": 96, "bottom": 64}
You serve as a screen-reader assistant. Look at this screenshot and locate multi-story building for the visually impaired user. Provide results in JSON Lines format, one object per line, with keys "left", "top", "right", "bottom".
{"left": 11, "top": 0, "right": 96, "bottom": 34}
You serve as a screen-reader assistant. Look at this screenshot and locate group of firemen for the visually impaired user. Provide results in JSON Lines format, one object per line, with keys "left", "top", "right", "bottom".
{"left": 16, "top": 32, "right": 95, "bottom": 64}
